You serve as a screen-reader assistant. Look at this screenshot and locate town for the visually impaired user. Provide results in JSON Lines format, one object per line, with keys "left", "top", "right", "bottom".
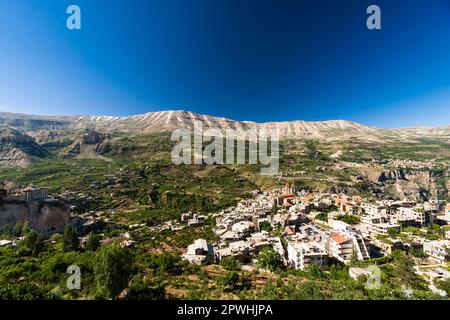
{"left": 177, "top": 182, "right": 450, "bottom": 296}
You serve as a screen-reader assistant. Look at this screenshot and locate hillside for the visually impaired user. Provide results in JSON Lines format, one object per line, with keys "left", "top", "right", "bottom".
{"left": 1, "top": 110, "right": 450, "bottom": 202}
{"left": 2, "top": 110, "right": 450, "bottom": 142}
{"left": 0, "top": 126, "right": 50, "bottom": 166}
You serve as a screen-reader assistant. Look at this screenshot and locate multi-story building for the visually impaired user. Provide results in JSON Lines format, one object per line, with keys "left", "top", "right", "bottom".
{"left": 287, "top": 241, "right": 328, "bottom": 270}
{"left": 361, "top": 203, "right": 389, "bottom": 217}
{"left": 423, "top": 240, "right": 450, "bottom": 263}
{"left": 367, "top": 222, "right": 401, "bottom": 236}
{"left": 327, "top": 234, "right": 354, "bottom": 263}
{"left": 392, "top": 207, "right": 426, "bottom": 226}
{"left": 337, "top": 199, "right": 361, "bottom": 215}
{"left": 11, "top": 184, "right": 49, "bottom": 202}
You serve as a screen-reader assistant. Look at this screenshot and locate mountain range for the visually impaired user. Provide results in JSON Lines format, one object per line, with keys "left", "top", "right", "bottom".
{"left": 1, "top": 110, "right": 450, "bottom": 142}
{"left": 1, "top": 110, "right": 449, "bottom": 202}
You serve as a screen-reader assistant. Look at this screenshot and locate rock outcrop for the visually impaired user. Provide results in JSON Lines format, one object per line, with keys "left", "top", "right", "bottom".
{"left": 378, "top": 170, "right": 407, "bottom": 183}
{"left": 0, "top": 126, "right": 49, "bottom": 166}
{"left": 0, "top": 199, "right": 71, "bottom": 235}
{"left": 61, "top": 130, "right": 109, "bottom": 158}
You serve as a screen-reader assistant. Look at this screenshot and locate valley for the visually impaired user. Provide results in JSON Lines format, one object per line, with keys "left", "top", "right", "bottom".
{"left": 1, "top": 110, "right": 450, "bottom": 300}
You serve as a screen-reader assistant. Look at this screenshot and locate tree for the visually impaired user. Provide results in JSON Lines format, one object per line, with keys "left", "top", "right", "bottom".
{"left": 145, "top": 253, "right": 181, "bottom": 273}
{"left": 85, "top": 231, "right": 100, "bottom": 252}
{"left": 350, "top": 249, "right": 359, "bottom": 266}
{"left": 18, "top": 230, "right": 44, "bottom": 256}
{"left": 337, "top": 215, "right": 361, "bottom": 224}
{"left": 0, "top": 282, "right": 53, "bottom": 300}
{"left": 127, "top": 275, "right": 165, "bottom": 300}
{"left": 392, "top": 250, "right": 428, "bottom": 290}
{"left": 436, "top": 278, "right": 450, "bottom": 296}
{"left": 216, "top": 271, "right": 239, "bottom": 290}
{"left": 259, "top": 221, "right": 273, "bottom": 233}
{"left": 272, "top": 203, "right": 278, "bottom": 215}
{"left": 388, "top": 227, "right": 400, "bottom": 238}
{"left": 62, "top": 225, "right": 79, "bottom": 252}
{"left": 256, "top": 247, "right": 282, "bottom": 272}
{"left": 219, "top": 257, "right": 241, "bottom": 271}
{"left": 94, "top": 243, "right": 133, "bottom": 299}
{"left": 306, "top": 264, "right": 324, "bottom": 279}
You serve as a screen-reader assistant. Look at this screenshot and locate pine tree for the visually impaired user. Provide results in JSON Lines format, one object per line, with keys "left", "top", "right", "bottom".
{"left": 62, "top": 225, "right": 79, "bottom": 252}
{"left": 85, "top": 231, "right": 100, "bottom": 252}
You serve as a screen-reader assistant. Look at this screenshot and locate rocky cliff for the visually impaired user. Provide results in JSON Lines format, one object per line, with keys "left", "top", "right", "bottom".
{"left": 0, "top": 199, "right": 71, "bottom": 235}
{"left": 0, "top": 126, "right": 50, "bottom": 166}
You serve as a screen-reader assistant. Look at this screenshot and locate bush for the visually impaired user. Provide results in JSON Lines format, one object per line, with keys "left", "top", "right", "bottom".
{"left": 219, "top": 257, "right": 241, "bottom": 271}
{"left": 336, "top": 215, "right": 361, "bottom": 224}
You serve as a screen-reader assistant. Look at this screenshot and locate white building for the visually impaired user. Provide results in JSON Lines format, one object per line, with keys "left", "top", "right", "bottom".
{"left": 423, "top": 240, "right": 450, "bottom": 263}
{"left": 392, "top": 207, "right": 426, "bottom": 225}
{"left": 182, "top": 239, "right": 215, "bottom": 265}
{"left": 215, "top": 240, "right": 252, "bottom": 262}
{"left": 367, "top": 222, "right": 401, "bottom": 236}
{"left": 287, "top": 241, "right": 328, "bottom": 270}
{"left": 188, "top": 214, "right": 206, "bottom": 227}
{"left": 231, "top": 221, "right": 255, "bottom": 234}
{"left": 327, "top": 234, "right": 354, "bottom": 263}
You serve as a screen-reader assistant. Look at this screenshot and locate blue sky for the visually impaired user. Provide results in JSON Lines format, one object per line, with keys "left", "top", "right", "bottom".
{"left": 1, "top": 0, "right": 450, "bottom": 128}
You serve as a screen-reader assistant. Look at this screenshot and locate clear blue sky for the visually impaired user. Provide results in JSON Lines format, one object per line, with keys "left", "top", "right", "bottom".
{"left": 1, "top": 0, "right": 450, "bottom": 128}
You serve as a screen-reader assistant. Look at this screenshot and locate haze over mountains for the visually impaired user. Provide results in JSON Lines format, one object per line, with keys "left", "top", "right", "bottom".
{"left": 1, "top": 110, "right": 450, "bottom": 142}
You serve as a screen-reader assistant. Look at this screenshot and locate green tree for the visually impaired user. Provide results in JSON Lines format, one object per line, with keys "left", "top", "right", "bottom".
{"left": 256, "top": 247, "right": 282, "bottom": 272}
{"left": 388, "top": 227, "right": 400, "bottom": 237}
{"left": 350, "top": 248, "right": 359, "bottom": 266}
{"left": 94, "top": 243, "right": 133, "bottom": 299}
{"left": 127, "top": 275, "right": 165, "bottom": 300}
{"left": 306, "top": 264, "right": 324, "bottom": 279}
{"left": 392, "top": 250, "right": 427, "bottom": 290}
{"left": 216, "top": 270, "right": 239, "bottom": 290}
{"left": 62, "top": 225, "right": 79, "bottom": 252}
{"left": 259, "top": 221, "right": 273, "bottom": 232}
{"left": 18, "top": 230, "right": 44, "bottom": 256}
{"left": 0, "top": 282, "right": 53, "bottom": 300}
{"left": 337, "top": 215, "right": 361, "bottom": 224}
{"left": 145, "top": 253, "right": 181, "bottom": 273}
{"left": 85, "top": 231, "right": 100, "bottom": 252}
{"left": 436, "top": 278, "right": 450, "bottom": 296}
{"left": 219, "top": 257, "right": 241, "bottom": 271}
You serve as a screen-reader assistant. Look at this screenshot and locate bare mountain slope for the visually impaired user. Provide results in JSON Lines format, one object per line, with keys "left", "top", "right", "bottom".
{"left": 0, "top": 110, "right": 449, "bottom": 142}
{"left": 0, "top": 126, "right": 50, "bottom": 166}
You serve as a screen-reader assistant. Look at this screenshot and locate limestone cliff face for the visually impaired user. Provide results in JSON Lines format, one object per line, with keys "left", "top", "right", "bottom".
{"left": 61, "top": 130, "right": 109, "bottom": 158}
{"left": 0, "top": 200, "right": 71, "bottom": 235}
{"left": 378, "top": 170, "right": 407, "bottom": 183}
